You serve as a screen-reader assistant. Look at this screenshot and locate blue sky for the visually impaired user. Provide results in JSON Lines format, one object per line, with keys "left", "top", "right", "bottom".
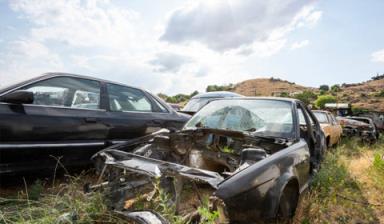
{"left": 0, "top": 0, "right": 383, "bottom": 94}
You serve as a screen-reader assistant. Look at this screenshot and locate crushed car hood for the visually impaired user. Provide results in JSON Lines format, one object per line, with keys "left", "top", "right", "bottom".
{"left": 97, "top": 149, "right": 225, "bottom": 189}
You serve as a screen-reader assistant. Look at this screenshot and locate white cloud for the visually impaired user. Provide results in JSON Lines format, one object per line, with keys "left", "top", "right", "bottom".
{"left": 10, "top": 0, "right": 140, "bottom": 49}
{"left": 161, "top": 0, "right": 320, "bottom": 52}
{"left": 291, "top": 40, "right": 310, "bottom": 49}
{"left": 149, "top": 52, "right": 193, "bottom": 73}
{"left": 371, "top": 49, "right": 384, "bottom": 63}
{"left": 0, "top": 39, "right": 63, "bottom": 82}
{"left": 1, "top": 0, "right": 322, "bottom": 94}
{"left": 295, "top": 7, "right": 322, "bottom": 28}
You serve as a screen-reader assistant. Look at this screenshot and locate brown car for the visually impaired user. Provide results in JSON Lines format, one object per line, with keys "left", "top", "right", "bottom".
{"left": 313, "top": 110, "right": 342, "bottom": 147}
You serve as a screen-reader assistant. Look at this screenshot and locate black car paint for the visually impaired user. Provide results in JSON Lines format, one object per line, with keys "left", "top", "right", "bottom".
{"left": 91, "top": 98, "right": 325, "bottom": 223}
{"left": 0, "top": 73, "right": 190, "bottom": 175}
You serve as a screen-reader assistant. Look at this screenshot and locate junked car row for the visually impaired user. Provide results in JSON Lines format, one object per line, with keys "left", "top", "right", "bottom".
{"left": 0, "top": 73, "right": 381, "bottom": 223}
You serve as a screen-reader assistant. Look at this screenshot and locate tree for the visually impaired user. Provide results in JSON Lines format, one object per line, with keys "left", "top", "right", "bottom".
{"left": 371, "top": 73, "right": 384, "bottom": 80}
{"left": 292, "top": 91, "right": 317, "bottom": 105}
{"left": 319, "top": 85, "right": 329, "bottom": 91}
{"left": 157, "top": 93, "right": 168, "bottom": 100}
{"left": 190, "top": 90, "right": 199, "bottom": 97}
{"left": 206, "top": 84, "right": 234, "bottom": 92}
{"left": 330, "top": 84, "right": 341, "bottom": 92}
{"left": 315, "top": 95, "right": 336, "bottom": 109}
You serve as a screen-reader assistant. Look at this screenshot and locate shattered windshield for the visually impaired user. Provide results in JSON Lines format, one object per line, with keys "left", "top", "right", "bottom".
{"left": 184, "top": 99, "right": 294, "bottom": 138}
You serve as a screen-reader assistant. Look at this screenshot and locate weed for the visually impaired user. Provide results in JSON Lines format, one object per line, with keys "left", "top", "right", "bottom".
{"left": 372, "top": 152, "right": 384, "bottom": 172}
{"left": 27, "top": 180, "right": 44, "bottom": 201}
{"left": 0, "top": 175, "right": 126, "bottom": 224}
{"left": 197, "top": 197, "right": 219, "bottom": 224}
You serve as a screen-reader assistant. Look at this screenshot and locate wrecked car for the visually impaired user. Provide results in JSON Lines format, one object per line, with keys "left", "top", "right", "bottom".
{"left": 313, "top": 110, "right": 342, "bottom": 148}
{"left": 337, "top": 116, "right": 379, "bottom": 143}
{"left": 0, "top": 73, "right": 190, "bottom": 175}
{"left": 91, "top": 98, "right": 326, "bottom": 223}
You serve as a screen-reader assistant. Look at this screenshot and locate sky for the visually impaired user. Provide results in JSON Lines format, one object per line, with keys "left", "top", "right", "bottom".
{"left": 0, "top": 0, "right": 383, "bottom": 95}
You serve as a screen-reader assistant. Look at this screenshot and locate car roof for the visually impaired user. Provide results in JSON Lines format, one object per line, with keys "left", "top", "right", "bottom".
{"left": 205, "top": 96, "right": 300, "bottom": 104}
{"left": 191, "top": 91, "right": 243, "bottom": 99}
{"left": 0, "top": 72, "right": 148, "bottom": 95}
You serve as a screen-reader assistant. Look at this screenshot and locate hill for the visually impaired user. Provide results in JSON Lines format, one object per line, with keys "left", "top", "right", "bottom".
{"left": 338, "top": 79, "right": 384, "bottom": 111}
{"left": 232, "top": 77, "right": 384, "bottom": 111}
{"left": 233, "top": 77, "right": 313, "bottom": 97}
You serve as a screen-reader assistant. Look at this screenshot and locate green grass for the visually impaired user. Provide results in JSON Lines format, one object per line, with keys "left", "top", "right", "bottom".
{"left": 296, "top": 135, "right": 384, "bottom": 224}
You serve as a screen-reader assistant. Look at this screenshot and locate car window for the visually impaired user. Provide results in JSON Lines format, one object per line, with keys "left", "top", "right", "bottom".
{"left": 297, "top": 108, "right": 306, "bottom": 125}
{"left": 182, "top": 98, "right": 211, "bottom": 112}
{"left": 328, "top": 114, "right": 337, "bottom": 125}
{"left": 21, "top": 77, "right": 100, "bottom": 109}
{"left": 313, "top": 112, "right": 329, "bottom": 124}
{"left": 107, "top": 83, "right": 153, "bottom": 112}
{"left": 151, "top": 96, "right": 169, "bottom": 113}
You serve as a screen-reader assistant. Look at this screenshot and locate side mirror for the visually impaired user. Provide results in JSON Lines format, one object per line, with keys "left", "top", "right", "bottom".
{"left": 0, "top": 90, "right": 34, "bottom": 104}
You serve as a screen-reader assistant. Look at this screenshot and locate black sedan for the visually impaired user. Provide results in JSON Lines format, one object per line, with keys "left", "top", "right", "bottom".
{"left": 0, "top": 73, "right": 190, "bottom": 175}
{"left": 91, "top": 97, "right": 326, "bottom": 223}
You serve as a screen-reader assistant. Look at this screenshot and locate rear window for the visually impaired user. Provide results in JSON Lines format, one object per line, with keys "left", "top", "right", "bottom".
{"left": 107, "top": 83, "right": 153, "bottom": 112}
{"left": 314, "top": 112, "right": 329, "bottom": 123}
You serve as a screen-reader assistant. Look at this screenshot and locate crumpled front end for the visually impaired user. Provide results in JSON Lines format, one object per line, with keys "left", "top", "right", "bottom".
{"left": 88, "top": 128, "right": 292, "bottom": 223}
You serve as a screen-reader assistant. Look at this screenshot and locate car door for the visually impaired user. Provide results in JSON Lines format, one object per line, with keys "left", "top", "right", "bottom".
{"left": 0, "top": 75, "right": 108, "bottom": 174}
{"left": 103, "top": 83, "right": 174, "bottom": 143}
{"left": 295, "top": 104, "right": 312, "bottom": 185}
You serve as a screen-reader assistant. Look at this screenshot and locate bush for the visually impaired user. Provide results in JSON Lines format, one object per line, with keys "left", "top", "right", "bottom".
{"left": 330, "top": 84, "right": 341, "bottom": 92}
{"left": 315, "top": 95, "right": 336, "bottom": 109}
{"left": 373, "top": 153, "right": 384, "bottom": 172}
{"left": 157, "top": 91, "right": 199, "bottom": 103}
{"left": 319, "top": 85, "right": 329, "bottom": 91}
{"left": 206, "top": 84, "right": 234, "bottom": 92}
{"left": 292, "top": 90, "right": 317, "bottom": 105}
{"left": 371, "top": 73, "right": 384, "bottom": 80}
{"left": 375, "top": 90, "right": 384, "bottom": 97}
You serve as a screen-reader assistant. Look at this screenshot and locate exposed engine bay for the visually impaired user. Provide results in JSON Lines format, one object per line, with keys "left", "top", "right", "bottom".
{"left": 89, "top": 128, "right": 291, "bottom": 223}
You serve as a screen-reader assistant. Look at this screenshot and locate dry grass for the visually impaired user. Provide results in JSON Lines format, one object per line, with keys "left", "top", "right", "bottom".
{"left": 233, "top": 78, "right": 311, "bottom": 96}
{"left": 295, "top": 136, "right": 384, "bottom": 224}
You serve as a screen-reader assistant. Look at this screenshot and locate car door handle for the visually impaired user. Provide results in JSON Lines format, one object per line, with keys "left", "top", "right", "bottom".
{"left": 84, "top": 117, "right": 98, "bottom": 123}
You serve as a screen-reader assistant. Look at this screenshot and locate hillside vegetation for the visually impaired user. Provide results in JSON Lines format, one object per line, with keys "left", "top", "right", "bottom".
{"left": 233, "top": 76, "right": 384, "bottom": 111}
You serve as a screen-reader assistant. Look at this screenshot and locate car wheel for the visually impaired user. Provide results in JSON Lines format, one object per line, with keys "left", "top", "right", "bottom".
{"left": 277, "top": 182, "right": 299, "bottom": 219}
